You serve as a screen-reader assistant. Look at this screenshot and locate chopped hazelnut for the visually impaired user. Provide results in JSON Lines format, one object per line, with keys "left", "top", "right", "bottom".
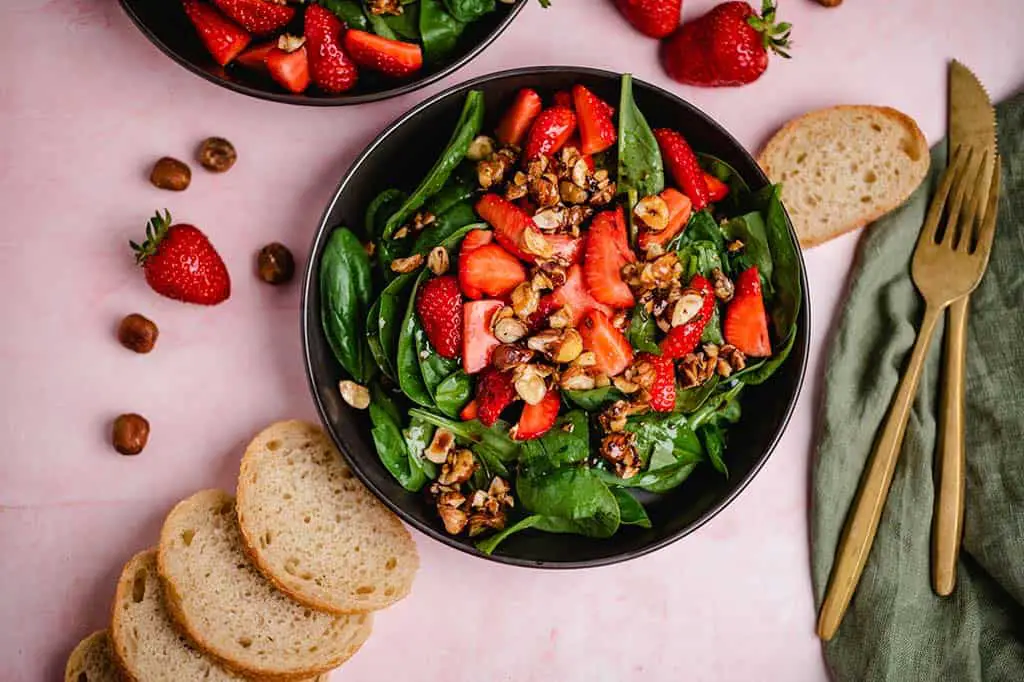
{"left": 494, "top": 317, "right": 529, "bottom": 343}
{"left": 338, "top": 380, "right": 370, "bottom": 409}
{"left": 511, "top": 282, "right": 540, "bottom": 318}
{"left": 634, "top": 195, "right": 670, "bottom": 231}
{"left": 466, "top": 135, "right": 496, "bottom": 161}
{"left": 599, "top": 432, "right": 641, "bottom": 478}
{"left": 427, "top": 246, "right": 450, "bottom": 275}
{"left": 390, "top": 253, "right": 423, "bottom": 273}
{"left": 439, "top": 448, "right": 477, "bottom": 486}
{"left": 425, "top": 427, "right": 456, "bottom": 464}
{"left": 491, "top": 344, "right": 535, "bottom": 371}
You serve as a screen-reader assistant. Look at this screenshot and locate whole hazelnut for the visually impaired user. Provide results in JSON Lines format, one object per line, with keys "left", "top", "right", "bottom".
{"left": 197, "top": 137, "right": 237, "bottom": 173}
{"left": 257, "top": 243, "right": 295, "bottom": 285}
{"left": 112, "top": 414, "right": 150, "bottom": 455}
{"left": 117, "top": 313, "right": 159, "bottom": 353}
{"left": 149, "top": 157, "right": 191, "bottom": 191}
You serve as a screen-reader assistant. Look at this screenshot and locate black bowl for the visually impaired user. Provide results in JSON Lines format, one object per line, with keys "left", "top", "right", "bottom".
{"left": 118, "top": 0, "right": 525, "bottom": 106}
{"left": 302, "top": 67, "right": 810, "bottom": 567}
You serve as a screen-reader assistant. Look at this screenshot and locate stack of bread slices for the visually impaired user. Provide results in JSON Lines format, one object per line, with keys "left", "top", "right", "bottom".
{"left": 66, "top": 421, "right": 419, "bottom": 681}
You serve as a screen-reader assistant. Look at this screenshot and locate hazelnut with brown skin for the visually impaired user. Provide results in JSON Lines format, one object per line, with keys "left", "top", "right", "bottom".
{"left": 257, "top": 243, "right": 295, "bottom": 285}
{"left": 112, "top": 414, "right": 150, "bottom": 455}
{"left": 149, "top": 157, "right": 191, "bottom": 191}
{"left": 197, "top": 137, "right": 237, "bottom": 173}
{"left": 117, "top": 313, "right": 159, "bottom": 353}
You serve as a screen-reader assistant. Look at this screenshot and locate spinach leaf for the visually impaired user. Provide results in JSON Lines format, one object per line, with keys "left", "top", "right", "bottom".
{"left": 366, "top": 11, "right": 398, "bottom": 39}
{"left": 594, "top": 457, "right": 700, "bottom": 492}
{"left": 612, "top": 488, "right": 652, "bottom": 528}
{"left": 625, "top": 411, "right": 704, "bottom": 467}
{"left": 475, "top": 514, "right": 547, "bottom": 554}
{"left": 689, "top": 382, "right": 743, "bottom": 429}
{"left": 383, "top": 90, "right": 484, "bottom": 242}
{"left": 416, "top": 325, "right": 459, "bottom": 396}
{"left": 721, "top": 211, "right": 774, "bottom": 294}
{"left": 404, "top": 415, "right": 438, "bottom": 481}
{"left": 369, "top": 383, "right": 428, "bottom": 491}
{"left": 698, "top": 152, "right": 750, "bottom": 214}
{"left": 408, "top": 408, "right": 521, "bottom": 463}
{"left": 674, "top": 375, "right": 719, "bottom": 413}
{"left": 698, "top": 422, "right": 728, "bottom": 476}
{"left": 563, "top": 386, "right": 624, "bottom": 411}
{"left": 377, "top": 272, "right": 416, "bottom": 379}
{"left": 676, "top": 209, "right": 724, "bottom": 253}
{"left": 518, "top": 411, "right": 589, "bottom": 468}
{"left": 424, "top": 162, "right": 478, "bottom": 217}
{"left": 679, "top": 239, "right": 725, "bottom": 279}
{"left": 443, "top": 0, "right": 495, "bottom": 22}
{"left": 320, "top": 227, "right": 375, "bottom": 383}
{"left": 616, "top": 73, "right": 664, "bottom": 239}
{"left": 366, "top": 189, "right": 407, "bottom": 240}
{"left": 366, "top": 297, "right": 395, "bottom": 381}
{"left": 420, "top": 0, "right": 465, "bottom": 61}
{"left": 411, "top": 206, "right": 481, "bottom": 253}
{"left": 317, "top": 0, "right": 369, "bottom": 30}
{"left": 396, "top": 272, "right": 437, "bottom": 408}
{"left": 517, "top": 464, "right": 621, "bottom": 538}
{"left": 434, "top": 370, "right": 473, "bottom": 418}
{"left": 382, "top": 3, "right": 420, "bottom": 39}
{"left": 761, "top": 183, "right": 802, "bottom": 339}
{"left": 702, "top": 305, "right": 723, "bottom": 344}
{"left": 626, "top": 305, "right": 660, "bottom": 354}
{"left": 735, "top": 325, "right": 797, "bottom": 386}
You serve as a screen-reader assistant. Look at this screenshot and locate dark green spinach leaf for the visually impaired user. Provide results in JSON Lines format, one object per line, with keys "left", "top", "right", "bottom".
{"left": 735, "top": 326, "right": 797, "bottom": 386}
{"left": 412, "top": 206, "right": 481, "bottom": 253}
{"left": 382, "top": 3, "right": 420, "bottom": 38}
{"left": 517, "top": 464, "right": 621, "bottom": 538}
{"left": 434, "top": 370, "right": 472, "bottom": 418}
{"left": 377, "top": 273, "right": 416, "bottom": 379}
{"left": 674, "top": 375, "right": 719, "bottom": 413}
{"left": 626, "top": 305, "right": 660, "bottom": 354}
{"left": 563, "top": 386, "right": 625, "bottom": 411}
{"left": 612, "top": 488, "right": 652, "bottom": 528}
{"left": 369, "top": 383, "right": 428, "bottom": 491}
{"left": 396, "top": 273, "right": 437, "bottom": 408}
{"left": 408, "top": 408, "right": 521, "bottom": 463}
{"left": 616, "top": 73, "right": 664, "bottom": 239}
{"left": 698, "top": 422, "right": 728, "bottom": 476}
{"left": 366, "top": 297, "right": 395, "bottom": 381}
{"left": 317, "top": 0, "right": 369, "bottom": 30}
{"left": 625, "top": 411, "right": 704, "bottom": 467}
{"left": 416, "top": 325, "right": 459, "bottom": 397}
{"left": 424, "top": 162, "right": 478, "bottom": 217}
{"left": 676, "top": 209, "right": 725, "bottom": 252}
{"left": 320, "top": 227, "right": 375, "bottom": 383}
{"left": 689, "top": 382, "right": 743, "bottom": 429}
{"left": 404, "top": 415, "right": 439, "bottom": 481}
{"left": 420, "top": 0, "right": 465, "bottom": 61}
{"left": 518, "top": 411, "right": 589, "bottom": 468}
{"left": 366, "top": 11, "right": 398, "bottom": 39}
{"left": 721, "top": 211, "right": 774, "bottom": 294}
{"left": 761, "top": 183, "right": 802, "bottom": 339}
{"left": 443, "top": 0, "right": 495, "bottom": 21}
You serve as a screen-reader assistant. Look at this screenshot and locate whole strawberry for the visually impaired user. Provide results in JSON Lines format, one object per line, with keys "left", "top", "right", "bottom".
{"left": 415, "top": 275, "right": 463, "bottom": 359}
{"left": 131, "top": 210, "right": 230, "bottom": 305}
{"left": 661, "top": 0, "right": 791, "bottom": 87}
{"left": 614, "top": 0, "right": 681, "bottom": 39}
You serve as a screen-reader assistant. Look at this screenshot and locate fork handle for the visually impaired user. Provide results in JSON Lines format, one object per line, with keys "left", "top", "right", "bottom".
{"left": 818, "top": 304, "right": 943, "bottom": 641}
{"left": 933, "top": 296, "right": 969, "bottom": 596}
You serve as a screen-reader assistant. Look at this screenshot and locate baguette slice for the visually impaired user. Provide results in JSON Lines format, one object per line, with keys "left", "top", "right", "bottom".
{"left": 158, "top": 489, "right": 372, "bottom": 680}
{"left": 758, "top": 105, "right": 929, "bottom": 248}
{"left": 237, "top": 421, "right": 418, "bottom": 614}
{"left": 111, "top": 549, "right": 247, "bottom": 682}
{"left": 65, "top": 630, "right": 120, "bottom": 682}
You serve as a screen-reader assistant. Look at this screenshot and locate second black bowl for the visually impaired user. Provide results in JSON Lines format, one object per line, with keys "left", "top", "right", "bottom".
{"left": 302, "top": 67, "right": 810, "bottom": 567}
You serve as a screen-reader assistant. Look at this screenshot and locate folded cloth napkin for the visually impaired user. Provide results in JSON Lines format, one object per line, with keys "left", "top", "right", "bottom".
{"left": 811, "top": 92, "right": 1024, "bottom": 681}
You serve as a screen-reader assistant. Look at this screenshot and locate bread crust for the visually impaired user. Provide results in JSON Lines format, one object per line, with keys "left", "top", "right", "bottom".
{"left": 758, "top": 105, "right": 929, "bottom": 248}
{"left": 66, "top": 630, "right": 123, "bottom": 682}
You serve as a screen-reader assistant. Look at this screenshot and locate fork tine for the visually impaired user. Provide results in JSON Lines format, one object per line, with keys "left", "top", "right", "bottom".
{"left": 972, "top": 155, "right": 1001, "bottom": 257}
{"left": 955, "top": 147, "right": 992, "bottom": 252}
{"left": 940, "top": 146, "right": 981, "bottom": 247}
{"left": 918, "top": 145, "right": 968, "bottom": 248}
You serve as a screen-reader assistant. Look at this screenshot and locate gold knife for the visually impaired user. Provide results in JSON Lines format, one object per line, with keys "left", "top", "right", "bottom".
{"left": 932, "top": 60, "right": 997, "bottom": 596}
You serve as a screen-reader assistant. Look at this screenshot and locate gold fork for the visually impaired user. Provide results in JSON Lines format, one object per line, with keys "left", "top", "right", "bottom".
{"left": 817, "top": 145, "right": 1001, "bottom": 641}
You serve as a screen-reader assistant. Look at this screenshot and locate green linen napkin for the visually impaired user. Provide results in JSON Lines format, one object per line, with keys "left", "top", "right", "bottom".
{"left": 811, "top": 93, "right": 1024, "bottom": 681}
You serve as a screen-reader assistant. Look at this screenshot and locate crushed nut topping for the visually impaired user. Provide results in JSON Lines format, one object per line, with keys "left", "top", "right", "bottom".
{"left": 389, "top": 253, "right": 423, "bottom": 274}
{"left": 572, "top": 350, "right": 597, "bottom": 368}
{"left": 679, "top": 350, "right": 717, "bottom": 388}
{"left": 530, "top": 270, "right": 555, "bottom": 292}
{"left": 491, "top": 343, "right": 535, "bottom": 371}
{"left": 412, "top": 211, "right": 435, "bottom": 231}
{"left": 477, "top": 146, "right": 518, "bottom": 189}
{"left": 432, "top": 484, "right": 469, "bottom": 535}
{"left": 494, "top": 317, "right": 529, "bottom": 343}
{"left": 466, "top": 135, "right": 495, "bottom": 162}
{"left": 711, "top": 268, "right": 734, "bottom": 302}
{"left": 513, "top": 364, "right": 549, "bottom": 405}
{"left": 533, "top": 207, "right": 567, "bottom": 231}
{"left": 560, "top": 366, "right": 596, "bottom": 391}
{"left": 367, "top": 0, "right": 402, "bottom": 14}
{"left": 511, "top": 281, "right": 540, "bottom": 319}
{"left": 589, "top": 182, "right": 616, "bottom": 206}
{"left": 438, "top": 448, "right": 477, "bottom": 486}
{"left": 716, "top": 344, "right": 746, "bottom": 377}
{"left": 612, "top": 375, "right": 641, "bottom": 395}
{"left": 338, "top": 380, "right": 370, "bottom": 410}
{"left": 425, "top": 427, "right": 455, "bottom": 464}
{"left": 671, "top": 290, "right": 705, "bottom": 327}
{"left": 727, "top": 239, "right": 745, "bottom": 253}
{"left": 560, "top": 180, "right": 587, "bottom": 205}
{"left": 548, "top": 306, "right": 574, "bottom": 330}
{"left": 529, "top": 176, "right": 560, "bottom": 208}
{"left": 427, "top": 246, "right": 449, "bottom": 275}
{"left": 599, "top": 432, "right": 641, "bottom": 479}
{"left": 634, "top": 195, "right": 670, "bottom": 231}
{"left": 522, "top": 226, "right": 555, "bottom": 259}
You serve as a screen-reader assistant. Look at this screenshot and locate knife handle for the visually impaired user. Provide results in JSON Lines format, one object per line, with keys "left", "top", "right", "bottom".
{"left": 933, "top": 296, "right": 969, "bottom": 596}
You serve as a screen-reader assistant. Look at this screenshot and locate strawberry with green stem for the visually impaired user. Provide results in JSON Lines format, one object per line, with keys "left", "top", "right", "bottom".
{"left": 131, "top": 211, "right": 231, "bottom": 305}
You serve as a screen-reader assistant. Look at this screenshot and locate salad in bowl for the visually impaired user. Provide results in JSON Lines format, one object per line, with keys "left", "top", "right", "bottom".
{"left": 313, "top": 71, "right": 803, "bottom": 560}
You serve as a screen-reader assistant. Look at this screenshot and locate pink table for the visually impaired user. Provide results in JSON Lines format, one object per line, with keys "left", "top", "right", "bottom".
{"left": 2, "top": 1, "right": 1022, "bottom": 680}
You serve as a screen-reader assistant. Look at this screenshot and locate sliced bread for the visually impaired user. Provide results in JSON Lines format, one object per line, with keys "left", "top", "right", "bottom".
{"left": 758, "top": 105, "right": 930, "bottom": 248}
{"left": 65, "top": 630, "right": 120, "bottom": 682}
{"left": 157, "top": 489, "right": 372, "bottom": 680}
{"left": 110, "top": 549, "right": 247, "bottom": 682}
{"left": 236, "top": 421, "right": 419, "bottom": 614}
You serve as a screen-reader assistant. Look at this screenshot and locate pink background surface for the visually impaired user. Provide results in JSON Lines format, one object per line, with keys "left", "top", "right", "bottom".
{"left": 2, "top": 0, "right": 1023, "bottom": 680}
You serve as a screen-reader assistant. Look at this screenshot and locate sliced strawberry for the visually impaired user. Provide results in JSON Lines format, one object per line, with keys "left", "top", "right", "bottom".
{"left": 638, "top": 353, "right": 675, "bottom": 412}
{"left": 724, "top": 267, "right": 771, "bottom": 357}
{"left": 637, "top": 188, "right": 692, "bottom": 251}
{"left": 704, "top": 172, "right": 729, "bottom": 203}
{"left": 457, "top": 229, "right": 494, "bottom": 299}
{"left": 511, "top": 388, "right": 561, "bottom": 441}
{"left": 305, "top": 4, "right": 358, "bottom": 94}
{"left": 182, "top": 0, "right": 252, "bottom": 66}
{"left": 660, "top": 274, "right": 716, "bottom": 359}
{"left": 462, "top": 300, "right": 503, "bottom": 374}
{"left": 211, "top": 0, "right": 294, "bottom": 36}
{"left": 549, "top": 264, "right": 613, "bottom": 326}
{"left": 580, "top": 310, "right": 634, "bottom": 377}
{"left": 236, "top": 41, "right": 276, "bottom": 70}
{"left": 459, "top": 399, "right": 479, "bottom": 421}
{"left": 416, "top": 275, "right": 463, "bottom": 360}
{"left": 572, "top": 85, "right": 617, "bottom": 155}
{"left": 653, "top": 128, "right": 712, "bottom": 211}
{"left": 460, "top": 244, "right": 527, "bottom": 299}
{"left": 476, "top": 367, "right": 518, "bottom": 427}
{"left": 584, "top": 208, "right": 635, "bottom": 309}
{"left": 265, "top": 38, "right": 309, "bottom": 93}
{"left": 475, "top": 194, "right": 582, "bottom": 265}
{"left": 343, "top": 29, "right": 423, "bottom": 78}
{"left": 495, "top": 88, "right": 543, "bottom": 147}
{"left": 524, "top": 106, "right": 577, "bottom": 160}
{"left": 553, "top": 90, "right": 573, "bottom": 109}
{"left": 546, "top": 232, "right": 585, "bottom": 264}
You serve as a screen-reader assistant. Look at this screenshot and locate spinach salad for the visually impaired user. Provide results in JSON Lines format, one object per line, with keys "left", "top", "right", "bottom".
{"left": 320, "top": 74, "right": 801, "bottom": 554}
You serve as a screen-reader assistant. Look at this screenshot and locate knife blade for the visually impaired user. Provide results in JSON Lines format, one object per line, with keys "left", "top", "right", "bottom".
{"left": 933, "top": 60, "right": 997, "bottom": 596}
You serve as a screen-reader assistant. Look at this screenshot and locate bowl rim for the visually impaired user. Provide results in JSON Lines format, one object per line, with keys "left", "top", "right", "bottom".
{"left": 116, "top": 0, "right": 527, "bottom": 107}
{"left": 301, "top": 65, "right": 811, "bottom": 568}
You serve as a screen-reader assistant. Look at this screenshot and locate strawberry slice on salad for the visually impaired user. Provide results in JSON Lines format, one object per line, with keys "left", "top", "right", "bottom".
{"left": 211, "top": 0, "right": 294, "bottom": 36}
{"left": 460, "top": 244, "right": 528, "bottom": 298}
{"left": 182, "top": 0, "right": 252, "bottom": 66}
{"left": 654, "top": 128, "right": 712, "bottom": 211}
{"left": 462, "top": 300, "right": 504, "bottom": 374}
{"left": 572, "top": 85, "right": 617, "bottom": 155}
{"left": 305, "top": 4, "right": 358, "bottom": 94}
{"left": 637, "top": 188, "right": 692, "bottom": 251}
{"left": 416, "top": 275, "right": 464, "bottom": 360}
{"left": 511, "top": 388, "right": 561, "bottom": 441}
{"left": 343, "top": 30, "right": 423, "bottom": 78}
{"left": 475, "top": 194, "right": 582, "bottom": 265}
{"left": 724, "top": 267, "right": 772, "bottom": 357}
{"left": 458, "top": 228, "right": 495, "bottom": 299}
{"left": 523, "top": 106, "right": 577, "bottom": 160}
{"left": 265, "top": 36, "right": 310, "bottom": 94}
{"left": 495, "top": 89, "right": 543, "bottom": 147}
{"left": 660, "top": 274, "right": 716, "bottom": 359}
{"left": 476, "top": 366, "right": 518, "bottom": 427}
{"left": 584, "top": 208, "right": 635, "bottom": 309}
{"left": 580, "top": 309, "right": 634, "bottom": 377}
